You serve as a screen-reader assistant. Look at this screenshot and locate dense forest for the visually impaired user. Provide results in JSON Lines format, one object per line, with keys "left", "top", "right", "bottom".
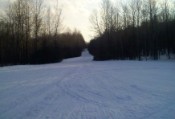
{"left": 88, "top": 0, "right": 175, "bottom": 60}
{"left": 0, "top": 0, "right": 86, "bottom": 66}
{"left": 1, "top": 0, "right": 175, "bottom": 66}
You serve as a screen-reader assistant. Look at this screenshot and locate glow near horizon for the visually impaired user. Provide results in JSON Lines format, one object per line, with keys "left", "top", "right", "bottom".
{"left": 51, "top": 0, "right": 173, "bottom": 42}
{"left": 0, "top": 0, "right": 174, "bottom": 42}
{"left": 53, "top": 0, "right": 102, "bottom": 42}
{"left": 0, "top": 0, "right": 115, "bottom": 42}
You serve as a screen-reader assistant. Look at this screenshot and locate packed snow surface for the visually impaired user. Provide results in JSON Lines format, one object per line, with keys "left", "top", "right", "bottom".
{"left": 0, "top": 51, "right": 175, "bottom": 119}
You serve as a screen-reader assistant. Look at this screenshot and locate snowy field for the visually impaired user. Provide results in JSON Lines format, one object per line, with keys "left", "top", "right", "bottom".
{"left": 0, "top": 51, "right": 175, "bottom": 119}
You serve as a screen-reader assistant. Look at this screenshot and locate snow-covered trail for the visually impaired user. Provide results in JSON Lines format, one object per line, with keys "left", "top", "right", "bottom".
{"left": 0, "top": 52, "right": 175, "bottom": 119}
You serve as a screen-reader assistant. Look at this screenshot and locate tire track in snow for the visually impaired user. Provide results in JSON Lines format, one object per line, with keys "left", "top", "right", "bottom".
{"left": 66, "top": 105, "right": 115, "bottom": 119}
{"left": 0, "top": 67, "right": 78, "bottom": 119}
{"left": 58, "top": 64, "right": 117, "bottom": 118}
{"left": 1, "top": 52, "right": 175, "bottom": 119}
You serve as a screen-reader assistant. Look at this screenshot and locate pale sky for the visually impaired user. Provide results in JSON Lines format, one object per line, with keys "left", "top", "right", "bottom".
{"left": 0, "top": 0, "right": 174, "bottom": 42}
{"left": 53, "top": 0, "right": 102, "bottom": 42}
{"left": 46, "top": 0, "right": 173, "bottom": 42}
{"left": 0, "top": 0, "right": 103, "bottom": 42}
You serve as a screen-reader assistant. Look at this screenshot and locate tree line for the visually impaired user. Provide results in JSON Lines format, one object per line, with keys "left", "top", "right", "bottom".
{"left": 0, "top": 0, "right": 86, "bottom": 66}
{"left": 88, "top": 0, "right": 175, "bottom": 60}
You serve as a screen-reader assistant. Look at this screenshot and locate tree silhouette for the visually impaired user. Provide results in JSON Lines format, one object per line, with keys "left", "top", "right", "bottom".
{"left": 88, "top": 0, "right": 175, "bottom": 61}
{"left": 0, "top": 0, "right": 86, "bottom": 66}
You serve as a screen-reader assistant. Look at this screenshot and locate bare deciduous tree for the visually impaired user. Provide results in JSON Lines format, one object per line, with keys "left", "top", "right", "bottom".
{"left": 53, "top": 0, "right": 62, "bottom": 35}
{"left": 122, "top": 3, "right": 130, "bottom": 28}
{"left": 147, "top": 0, "right": 157, "bottom": 23}
{"left": 130, "top": 0, "right": 137, "bottom": 27}
{"left": 32, "top": 0, "right": 43, "bottom": 51}
{"left": 90, "top": 0, "right": 119, "bottom": 36}
{"left": 160, "top": 0, "right": 169, "bottom": 22}
{"left": 90, "top": 10, "right": 103, "bottom": 36}
{"left": 46, "top": 6, "right": 51, "bottom": 35}
{"left": 136, "top": 0, "right": 142, "bottom": 26}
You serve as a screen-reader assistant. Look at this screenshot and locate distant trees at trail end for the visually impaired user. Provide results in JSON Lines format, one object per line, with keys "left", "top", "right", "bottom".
{"left": 88, "top": 0, "right": 175, "bottom": 61}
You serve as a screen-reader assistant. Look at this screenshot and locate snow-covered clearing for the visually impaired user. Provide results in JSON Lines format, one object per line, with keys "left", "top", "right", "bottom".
{"left": 0, "top": 51, "right": 175, "bottom": 119}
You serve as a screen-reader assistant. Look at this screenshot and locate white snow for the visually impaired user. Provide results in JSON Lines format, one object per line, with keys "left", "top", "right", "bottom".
{"left": 0, "top": 51, "right": 175, "bottom": 119}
